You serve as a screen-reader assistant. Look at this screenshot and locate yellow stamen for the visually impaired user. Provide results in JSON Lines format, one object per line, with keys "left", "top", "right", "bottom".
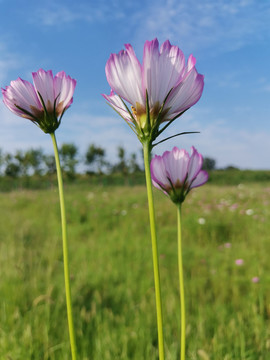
{"left": 131, "top": 106, "right": 137, "bottom": 116}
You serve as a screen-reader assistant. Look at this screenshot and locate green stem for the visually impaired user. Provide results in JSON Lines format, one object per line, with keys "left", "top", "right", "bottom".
{"left": 177, "top": 205, "right": 185, "bottom": 360}
{"left": 50, "top": 132, "right": 77, "bottom": 360}
{"left": 143, "top": 141, "right": 165, "bottom": 360}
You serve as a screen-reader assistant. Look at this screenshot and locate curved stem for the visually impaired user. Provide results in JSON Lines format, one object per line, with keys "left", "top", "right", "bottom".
{"left": 143, "top": 141, "right": 165, "bottom": 360}
{"left": 50, "top": 132, "right": 77, "bottom": 360}
{"left": 177, "top": 205, "right": 185, "bottom": 360}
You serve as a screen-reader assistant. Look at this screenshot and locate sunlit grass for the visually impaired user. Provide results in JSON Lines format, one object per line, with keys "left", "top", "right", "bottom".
{"left": 0, "top": 183, "right": 269, "bottom": 359}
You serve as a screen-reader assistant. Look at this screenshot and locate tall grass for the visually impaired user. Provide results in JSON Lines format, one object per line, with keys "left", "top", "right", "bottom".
{"left": 0, "top": 183, "right": 269, "bottom": 359}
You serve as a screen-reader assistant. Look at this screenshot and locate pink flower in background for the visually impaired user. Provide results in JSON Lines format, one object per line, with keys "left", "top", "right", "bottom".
{"left": 150, "top": 146, "right": 208, "bottom": 204}
{"left": 235, "top": 259, "right": 244, "bottom": 266}
{"left": 103, "top": 39, "right": 204, "bottom": 141}
{"left": 2, "top": 69, "right": 76, "bottom": 133}
{"left": 251, "top": 277, "right": 260, "bottom": 283}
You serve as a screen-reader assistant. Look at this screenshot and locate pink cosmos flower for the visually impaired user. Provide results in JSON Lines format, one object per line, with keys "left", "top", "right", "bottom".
{"left": 235, "top": 259, "right": 244, "bottom": 266}
{"left": 150, "top": 146, "right": 208, "bottom": 204}
{"left": 103, "top": 39, "right": 204, "bottom": 142}
{"left": 2, "top": 69, "right": 76, "bottom": 133}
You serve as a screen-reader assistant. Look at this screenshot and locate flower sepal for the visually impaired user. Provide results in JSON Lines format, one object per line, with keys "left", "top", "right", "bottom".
{"left": 15, "top": 94, "right": 63, "bottom": 133}
{"left": 170, "top": 192, "right": 186, "bottom": 205}
{"left": 169, "top": 181, "right": 188, "bottom": 205}
{"left": 157, "top": 176, "right": 188, "bottom": 205}
{"left": 36, "top": 92, "right": 63, "bottom": 133}
{"left": 38, "top": 113, "right": 61, "bottom": 133}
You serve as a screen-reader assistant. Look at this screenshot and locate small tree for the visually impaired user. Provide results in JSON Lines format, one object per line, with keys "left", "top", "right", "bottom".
{"left": 128, "top": 152, "right": 141, "bottom": 173}
{"left": 4, "top": 153, "right": 20, "bottom": 178}
{"left": 59, "top": 143, "right": 78, "bottom": 179}
{"left": 25, "top": 148, "right": 44, "bottom": 175}
{"left": 14, "top": 150, "right": 30, "bottom": 176}
{"left": 203, "top": 157, "right": 216, "bottom": 171}
{"left": 112, "top": 146, "right": 128, "bottom": 175}
{"left": 44, "top": 154, "right": 56, "bottom": 175}
{"left": 85, "top": 144, "right": 106, "bottom": 174}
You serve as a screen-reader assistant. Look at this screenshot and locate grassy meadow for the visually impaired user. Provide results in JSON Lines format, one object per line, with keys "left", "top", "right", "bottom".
{"left": 0, "top": 180, "right": 269, "bottom": 359}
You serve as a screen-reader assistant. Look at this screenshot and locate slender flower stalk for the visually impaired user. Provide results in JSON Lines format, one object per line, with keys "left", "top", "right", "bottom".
{"left": 51, "top": 132, "right": 77, "bottom": 360}
{"left": 2, "top": 69, "right": 77, "bottom": 359}
{"left": 104, "top": 39, "right": 204, "bottom": 359}
{"left": 151, "top": 146, "right": 208, "bottom": 359}
{"left": 143, "top": 140, "right": 165, "bottom": 360}
{"left": 177, "top": 204, "right": 185, "bottom": 360}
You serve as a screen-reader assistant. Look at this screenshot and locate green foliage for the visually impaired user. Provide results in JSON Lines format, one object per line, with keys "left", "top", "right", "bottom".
{"left": 44, "top": 154, "right": 56, "bottom": 175}
{"left": 0, "top": 183, "right": 269, "bottom": 359}
{"left": 59, "top": 143, "right": 79, "bottom": 179}
{"left": 4, "top": 161, "right": 20, "bottom": 177}
{"left": 202, "top": 157, "right": 216, "bottom": 171}
{"left": 129, "top": 153, "right": 141, "bottom": 173}
{"left": 208, "top": 169, "right": 270, "bottom": 185}
{"left": 1, "top": 169, "right": 270, "bottom": 193}
{"left": 111, "top": 146, "right": 129, "bottom": 175}
{"left": 85, "top": 144, "right": 107, "bottom": 174}
{"left": 2, "top": 144, "right": 270, "bottom": 187}
{"left": 112, "top": 148, "right": 141, "bottom": 175}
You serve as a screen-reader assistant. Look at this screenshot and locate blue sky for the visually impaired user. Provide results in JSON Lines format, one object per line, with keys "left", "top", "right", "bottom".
{"left": 0, "top": 0, "right": 270, "bottom": 169}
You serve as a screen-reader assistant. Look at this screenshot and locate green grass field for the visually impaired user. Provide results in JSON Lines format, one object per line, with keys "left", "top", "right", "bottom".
{"left": 0, "top": 182, "right": 269, "bottom": 359}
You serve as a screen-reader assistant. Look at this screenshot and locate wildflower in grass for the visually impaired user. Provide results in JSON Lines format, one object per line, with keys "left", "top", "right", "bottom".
{"left": 252, "top": 276, "right": 260, "bottom": 283}
{"left": 235, "top": 259, "right": 244, "bottom": 266}
{"left": 230, "top": 203, "right": 238, "bottom": 212}
{"left": 224, "top": 242, "right": 232, "bottom": 248}
{"left": 2, "top": 69, "right": 77, "bottom": 360}
{"left": 103, "top": 38, "right": 204, "bottom": 146}
{"left": 104, "top": 39, "right": 204, "bottom": 360}
{"left": 198, "top": 217, "right": 206, "bottom": 225}
{"left": 245, "top": 209, "right": 254, "bottom": 216}
{"left": 151, "top": 146, "right": 208, "bottom": 360}
{"left": 151, "top": 146, "right": 208, "bottom": 204}
{"left": 2, "top": 69, "right": 76, "bottom": 134}
{"left": 87, "top": 192, "right": 95, "bottom": 200}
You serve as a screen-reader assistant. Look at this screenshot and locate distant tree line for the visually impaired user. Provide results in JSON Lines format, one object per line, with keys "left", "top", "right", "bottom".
{"left": 0, "top": 144, "right": 143, "bottom": 179}
{"left": 0, "top": 143, "right": 218, "bottom": 180}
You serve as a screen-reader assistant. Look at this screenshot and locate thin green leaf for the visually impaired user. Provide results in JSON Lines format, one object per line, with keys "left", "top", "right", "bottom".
{"left": 152, "top": 131, "right": 200, "bottom": 147}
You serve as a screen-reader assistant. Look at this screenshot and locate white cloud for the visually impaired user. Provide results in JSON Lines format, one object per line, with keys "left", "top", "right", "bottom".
{"left": 0, "top": 42, "right": 23, "bottom": 84}
{"left": 0, "top": 103, "right": 49, "bottom": 153}
{"left": 1, "top": 100, "right": 269, "bottom": 169}
{"left": 131, "top": 0, "right": 270, "bottom": 54}
{"left": 153, "top": 113, "right": 270, "bottom": 170}
{"left": 35, "top": 5, "right": 92, "bottom": 26}
{"left": 57, "top": 111, "right": 141, "bottom": 162}
{"left": 60, "top": 107, "right": 270, "bottom": 170}
{"left": 34, "top": 1, "right": 126, "bottom": 26}
{"left": 0, "top": 103, "right": 141, "bottom": 165}
{"left": 32, "top": 0, "right": 270, "bottom": 54}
